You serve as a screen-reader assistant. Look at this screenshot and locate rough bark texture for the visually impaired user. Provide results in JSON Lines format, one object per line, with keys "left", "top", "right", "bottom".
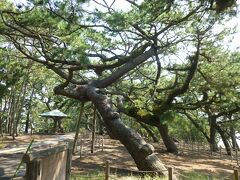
{"left": 139, "top": 122, "right": 159, "bottom": 143}
{"left": 215, "top": 123, "right": 231, "bottom": 155}
{"left": 118, "top": 105, "right": 178, "bottom": 153}
{"left": 25, "top": 88, "right": 35, "bottom": 133}
{"left": 157, "top": 124, "right": 178, "bottom": 153}
{"left": 209, "top": 117, "right": 218, "bottom": 152}
{"left": 184, "top": 112, "right": 210, "bottom": 143}
{"left": 230, "top": 126, "right": 239, "bottom": 150}
{"left": 85, "top": 86, "right": 168, "bottom": 173}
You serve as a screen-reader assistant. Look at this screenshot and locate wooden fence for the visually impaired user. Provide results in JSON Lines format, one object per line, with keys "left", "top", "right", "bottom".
{"left": 85, "top": 161, "right": 239, "bottom": 180}
{"left": 74, "top": 134, "right": 104, "bottom": 158}
{"left": 73, "top": 132, "right": 240, "bottom": 179}
{"left": 177, "top": 141, "right": 240, "bottom": 166}
{"left": 103, "top": 161, "right": 240, "bottom": 180}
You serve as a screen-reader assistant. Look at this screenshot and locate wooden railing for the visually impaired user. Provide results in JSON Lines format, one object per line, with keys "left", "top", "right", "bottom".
{"left": 22, "top": 142, "right": 73, "bottom": 180}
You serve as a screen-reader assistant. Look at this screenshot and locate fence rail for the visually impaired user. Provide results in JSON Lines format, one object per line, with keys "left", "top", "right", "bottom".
{"left": 100, "top": 161, "right": 239, "bottom": 180}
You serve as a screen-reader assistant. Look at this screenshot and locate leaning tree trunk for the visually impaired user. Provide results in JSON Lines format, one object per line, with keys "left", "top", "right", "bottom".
{"left": 97, "top": 113, "right": 105, "bottom": 135}
{"left": 215, "top": 123, "right": 231, "bottom": 155}
{"left": 184, "top": 112, "right": 211, "bottom": 143}
{"left": 139, "top": 122, "right": 159, "bottom": 143}
{"left": 85, "top": 86, "right": 168, "bottom": 173}
{"left": 230, "top": 126, "right": 239, "bottom": 150}
{"left": 157, "top": 123, "right": 178, "bottom": 153}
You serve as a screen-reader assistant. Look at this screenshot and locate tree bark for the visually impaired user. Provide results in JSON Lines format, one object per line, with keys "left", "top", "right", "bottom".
{"left": 14, "top": 82, "right": 28, "bottom": 137}
{"left": 0, "top": 98, "right": 7, "bottom": 136}
{"left": 91, "top": 106, "right": 97, "bottom": 153}
{"left": 139, "top": 122, "right": 159, "bottom": 143}
{"left": 184, "top": 112, "right": 210, "bottom": 143}
{"left": 7, "top": 89, "right": 15, "bottom": 135}
{"left": 209, "top": 117, "right": 218, "bottom": 152}
{"left": 157, "top": 124, "right": 178, "bottom": 153}
{"left": 118, "top": 103, "right": 177, "bottom": 153}
{"left": 97, "top": 113, "right": 105, "bottom": 135}
{"left": 25, "top": 88, "right": 35, "bottom": 133}
{"left": 85, "top": 86, "right": 168, "bottom": 173}
{"left": 215, "top": 123, "right": 231, "bottom": 155}
{"left": 230, "top": 126, "right": 239, "bottom": 150}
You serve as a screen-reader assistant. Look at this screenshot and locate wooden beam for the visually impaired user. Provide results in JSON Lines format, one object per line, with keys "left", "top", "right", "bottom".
{"left": 72, "top": 102, "right": 85, "bottom": 154}
{"left": 91, "top": 106, "right": 97, "bottom": 153}
{"left": 22, "top": 144, "right": 68, "bottom": 163}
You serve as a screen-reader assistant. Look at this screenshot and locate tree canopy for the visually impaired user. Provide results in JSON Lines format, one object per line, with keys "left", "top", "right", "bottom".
{"left": 0, "top": 0, "right": 239, "bottom": 175}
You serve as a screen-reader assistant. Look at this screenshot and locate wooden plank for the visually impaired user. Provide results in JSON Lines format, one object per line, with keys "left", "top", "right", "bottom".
{"left": 234, "top": 169, "right": 239, "bottom": 180}
{"left": 72, "top": 102, "right": 85, "bottom": 154}
{"left": 66, "top": 145, "right": 73, "bottom": 180}
{"left": 22, "top": 144, "right": 68, "bottom": 163}
{"left": 25, "top": 160, "right": 41, "bottom": 180}
{"left": 40, "top": 151, "right": 67, "bottom": 180}
{"left": 91, "top": 106, "right": 97, "bottom": 154}
{"left": 168, "top": 167, "right": 173, "bottom": 180}
{"left": 105, "top": 160, "right": 110, "bottom": 180}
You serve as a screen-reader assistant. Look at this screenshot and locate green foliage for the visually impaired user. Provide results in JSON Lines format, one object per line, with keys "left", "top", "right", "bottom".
{"left": 169, "top": 114, "right": 208, "bottom": 142}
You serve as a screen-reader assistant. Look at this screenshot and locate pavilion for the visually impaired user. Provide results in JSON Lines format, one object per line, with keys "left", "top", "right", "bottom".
{"left": 40, "top": 109, "right": 68, "bottom": 134}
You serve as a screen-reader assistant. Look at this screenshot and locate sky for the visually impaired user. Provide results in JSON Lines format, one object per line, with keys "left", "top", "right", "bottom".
{"left": 11, "top": 0, "right": 240, "bottom": 51}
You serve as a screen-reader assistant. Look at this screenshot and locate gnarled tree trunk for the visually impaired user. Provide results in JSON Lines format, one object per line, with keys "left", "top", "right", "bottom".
{"left": 230, "top": 126, "right": 239, "bottom": 150}
{"left": 215, "top": 123, "right": 231, "bottom": 155}
{"left": 139, "top": 122, "right": 159, "bottom": 143}
{"left": 70, "top": 85, "right": 168, "bottom": 174}
{"left": 157, "top": 124, "right": 178, "bottom": 153}
{"left": 117, "top": 101, "right": 178, "bottom": 153}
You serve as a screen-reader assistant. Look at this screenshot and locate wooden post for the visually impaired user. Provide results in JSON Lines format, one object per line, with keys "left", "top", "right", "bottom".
{"left": 234, "top": 169, "right": 239, "bottom": 180}
{"left": 72, "top": 102, "right": 85, "bottom": 155}
{"left": 210, "top": 144, "right": 213, "bottom": 156}
{"left": 53, "top": 119, "right": 58, "bottom": 134}
{"left": 182, "top": 141, "right": 185, "bottom": 153}
{"left": 80, "top": 138, "right": 82, "bottom": 159}
{"left": 98, "top": 135, "right": 101, "bottom": 148}
{"left": 25, "top": 160, "right": 41, "bottom": 180}
{"left": 101, "top": 136, "right": 104, "bottom": 152}
{"left": 105, "top": 160, "right": 110, "bottom": 180}
{"left": 220, "top": 146, "right": 222, "bottom": 159}
{"left": 168, "top": 167, "right": 173, "bottom": 180}
{"left": 231, "top": 148, "right": 233, "bottom": 162}
{"left": 66, "top": 144, "right": 73, "bottom": 180}
{"left": 236, "top": 149, "right": 239, "bottom": 166}
{"left": 91, "top": 106, "right": 97, "bottom": 153}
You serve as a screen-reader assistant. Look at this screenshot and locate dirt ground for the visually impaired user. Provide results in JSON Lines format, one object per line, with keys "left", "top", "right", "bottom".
{"left": 0, "top": 134, "right": 238, "bottom": 179}
{"left": 71, "top": 135, "right": 237, "bottom": 178}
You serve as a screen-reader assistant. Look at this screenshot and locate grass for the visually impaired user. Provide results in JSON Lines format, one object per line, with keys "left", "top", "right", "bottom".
{"left": 71, "top": 171, "right": 168, "bottom": 180}
{"left": 71, "top": 170, "right": 226, "bottom": 180}
{"left": 71, "top": 171, "right": 105, "bottom": 180}
{"left": 178, "top": 171, "right": 228, "bottom": 180}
